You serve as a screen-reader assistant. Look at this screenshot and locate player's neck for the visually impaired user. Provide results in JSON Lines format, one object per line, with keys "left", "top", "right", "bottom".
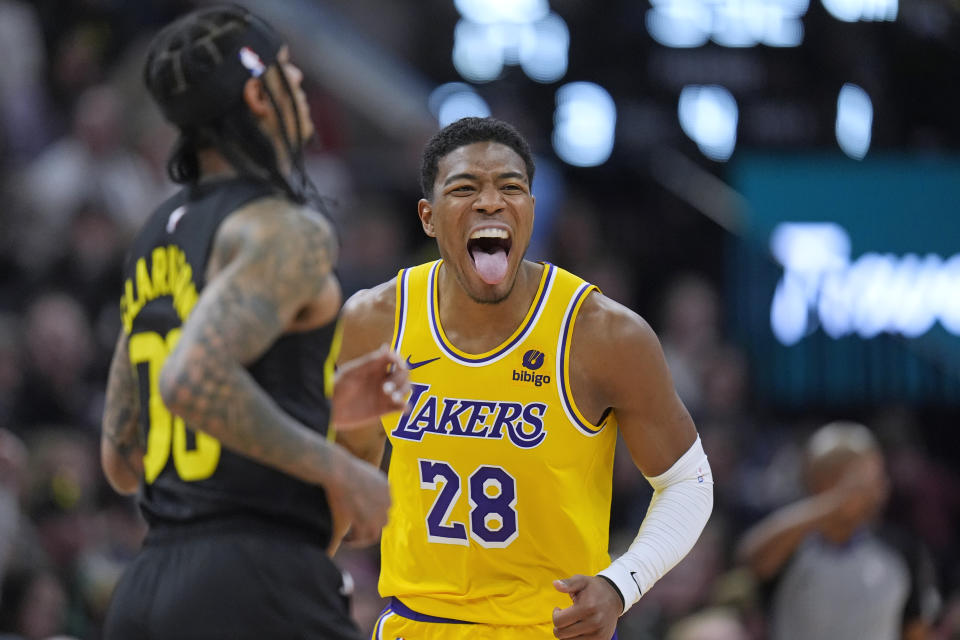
{"left": 437, "top": 260, "right": 543, "bottom": 353}
{"left": 196, "top": 144, "right": 293, "bottom": 182}
{"left": 197, "top": 149, "right": 239, "bottom": 181}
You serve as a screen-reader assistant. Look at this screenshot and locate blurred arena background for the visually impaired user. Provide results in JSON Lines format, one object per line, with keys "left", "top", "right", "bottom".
{"left": 0, "top": 0, "right": 958, "bottom": 638}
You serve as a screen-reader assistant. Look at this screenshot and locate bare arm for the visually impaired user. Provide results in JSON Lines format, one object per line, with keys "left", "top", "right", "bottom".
{"left": 737, "top": 456, "right": 889, "bottom": 581}
{"left": 572, "top": 293, "right": 698, "bottom": 474}
{"left": 736, "top": 494, "right": 844, "bottom": 580}
{"left": 333, "top": 280, "right": 397, "bottom": 465}
{"left": 159, "top": 200, "right": 368, "bottom": 492}
{"left": 554, "top": 293, "right": 710, "bottom": 640}
{"left": 329, "top": 281, "right": 398, "bottom": 552}
{"left": 101, "top": 332, "right": 144, "bottom": 495}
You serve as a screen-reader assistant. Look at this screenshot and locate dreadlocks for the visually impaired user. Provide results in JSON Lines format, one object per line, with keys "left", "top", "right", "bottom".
{"left": 143, "top": 3, "right": 318, "bottom": 205}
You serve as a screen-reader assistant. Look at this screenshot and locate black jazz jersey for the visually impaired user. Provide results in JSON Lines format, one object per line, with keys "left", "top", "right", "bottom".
{"left": 120, "top": 177, "right": 337, "bottom": 544}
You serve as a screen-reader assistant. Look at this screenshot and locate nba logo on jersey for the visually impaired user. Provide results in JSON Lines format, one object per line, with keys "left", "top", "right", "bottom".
{"left": 166, "top": 205, "right": 187, "bottom": 233}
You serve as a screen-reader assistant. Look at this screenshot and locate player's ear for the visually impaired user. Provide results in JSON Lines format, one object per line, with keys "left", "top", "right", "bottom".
{"left": 418, "top": 199, "right": 436, "bottom": 237}
{"left": 242, "top": 75, "right": 271, "bottom": 119}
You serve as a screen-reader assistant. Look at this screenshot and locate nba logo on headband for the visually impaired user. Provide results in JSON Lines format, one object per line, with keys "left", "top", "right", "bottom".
{"left": 239, "top": 46, "right": 266, "bottom": 77}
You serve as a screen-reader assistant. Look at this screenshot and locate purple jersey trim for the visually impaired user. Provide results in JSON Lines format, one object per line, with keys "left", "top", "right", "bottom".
{"left": 389, "top": 597, "right": 475, "bottom": 624}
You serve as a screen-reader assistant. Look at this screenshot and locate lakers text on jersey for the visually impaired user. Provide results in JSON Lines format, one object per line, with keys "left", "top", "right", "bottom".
{"left": 379, "top": 260, "right": 618, "bottom": 626}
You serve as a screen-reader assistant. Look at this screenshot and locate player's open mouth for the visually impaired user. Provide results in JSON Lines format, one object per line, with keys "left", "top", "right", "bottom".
{"left": 467, "top": 227, "right": 512, "bottom": 285}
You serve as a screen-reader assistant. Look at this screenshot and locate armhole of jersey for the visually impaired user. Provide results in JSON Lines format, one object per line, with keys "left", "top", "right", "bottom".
{"left": 556, "top": 283, "right": 607, "bottom": 436}
{"left": 391, "top": 268, "right": 409, "bottom": 353}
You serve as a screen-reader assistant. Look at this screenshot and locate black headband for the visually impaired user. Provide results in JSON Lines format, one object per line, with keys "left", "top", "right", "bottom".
{"left": 156, "top": 13, "right": 283, "bottom": 127}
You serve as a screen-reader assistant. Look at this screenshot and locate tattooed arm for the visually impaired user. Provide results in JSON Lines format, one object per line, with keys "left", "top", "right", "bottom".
{"left": 101, "top": 332, "right": 144, "bottom": 495}
{"left": 158, "top": 199, "right": 392, "bottom": 538}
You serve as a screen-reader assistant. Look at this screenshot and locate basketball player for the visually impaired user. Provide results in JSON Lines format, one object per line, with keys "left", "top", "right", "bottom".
{"left": 99, "top": 5, "right": 409, "bottom": 639}
{"left": 335, "top": 117, "right": 714, "bottom": 639}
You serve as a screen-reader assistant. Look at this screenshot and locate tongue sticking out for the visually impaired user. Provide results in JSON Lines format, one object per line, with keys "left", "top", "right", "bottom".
{"left": 471, "top": 247, "right": 509, "bottom": 285}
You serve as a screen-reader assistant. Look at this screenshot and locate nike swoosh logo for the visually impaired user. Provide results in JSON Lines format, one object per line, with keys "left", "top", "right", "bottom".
{"left": 406, "top": 355, "right": 441, "bottom": 370}
{"left": 630, "top": 571, "right": 643, "bottom": 594}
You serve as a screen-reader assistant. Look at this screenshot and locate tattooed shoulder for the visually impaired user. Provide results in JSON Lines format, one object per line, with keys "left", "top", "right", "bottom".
{"left": 210, "top": 197, "right": 337, "bottom": 293}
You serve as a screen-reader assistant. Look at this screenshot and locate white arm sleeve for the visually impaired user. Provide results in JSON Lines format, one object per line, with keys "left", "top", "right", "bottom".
{"left": 597, "top": 436, "right": 713, "bottom": 614}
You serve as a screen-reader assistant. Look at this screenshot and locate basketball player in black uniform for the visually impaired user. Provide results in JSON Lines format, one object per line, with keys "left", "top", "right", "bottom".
{"left": 99, "top": 5, "right": 409, "bottom": 638}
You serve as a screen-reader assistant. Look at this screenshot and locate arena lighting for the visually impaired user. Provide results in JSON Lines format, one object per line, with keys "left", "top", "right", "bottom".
{"left": 452, "top": 1, "right": 569, "bottom": 83}
{"left": 769, "top": 223, "right": 960, "bottom": 345}
{"left": 428, "top": 83, "right": 491, "bottom": 126}
{"left": 821, "top": 0, "right": 897, "bottom": 22}
{"left": 646, "top": 0, "right": 809, "bottom": 48}
{"left": 454, "top": 0, "right": 548, "bottom": 24}
{"left": 835, "top": 83, "right": 873, "bottom": 159}
{"left": 678, "top": 85, "right": 738, "bottom": 161}
{"left": 453, "top": 20, "right": 504, "bottom": 82}
{"left": 551, "top": 82, "right": 617, "bottom": 167}
{"left": 519, "top": 12, "right": 569, "bottom": 83}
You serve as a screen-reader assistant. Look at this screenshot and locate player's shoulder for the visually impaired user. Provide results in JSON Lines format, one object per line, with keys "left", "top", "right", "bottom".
{"left": 343, "top": 279, "right": 397, "bottom": 317}
{"left": 221, "top": 196, "right": 333, "bottom": 245}
{"left": 210, "top": 197, "right": 338, "bottom": 280}
{"left": 341, "top": 278, "right": 398, "bottom": 338}
{"left": 570, "top": 288, "right": 672, "bottom": 402}
{"left": 574, "top": 289, "right": 659, "bottom": 354}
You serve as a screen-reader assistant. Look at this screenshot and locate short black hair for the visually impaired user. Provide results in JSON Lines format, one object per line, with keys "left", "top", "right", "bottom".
{"left": 420, "top": 117, "right": 535, "bottom": 200}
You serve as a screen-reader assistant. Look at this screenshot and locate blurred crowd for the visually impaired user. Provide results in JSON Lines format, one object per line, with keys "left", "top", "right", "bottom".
{"left": 0, "top": 1, "right": 958, "bottom": 639}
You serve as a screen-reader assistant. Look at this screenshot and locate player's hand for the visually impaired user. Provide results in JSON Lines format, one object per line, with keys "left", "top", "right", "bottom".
{"left": 325, "top": 452, "right": 391, "bottom": 548}
{"left": 552, "top": 574, "right": 621, "bottom": 640}
{"left": 331, "top": 345, "right": 410, "bottom": 430}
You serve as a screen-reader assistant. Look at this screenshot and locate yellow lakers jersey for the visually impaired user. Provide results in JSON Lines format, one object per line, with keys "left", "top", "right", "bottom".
{"left": 379, "top": 260, "right": 619, "bottom": 625}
